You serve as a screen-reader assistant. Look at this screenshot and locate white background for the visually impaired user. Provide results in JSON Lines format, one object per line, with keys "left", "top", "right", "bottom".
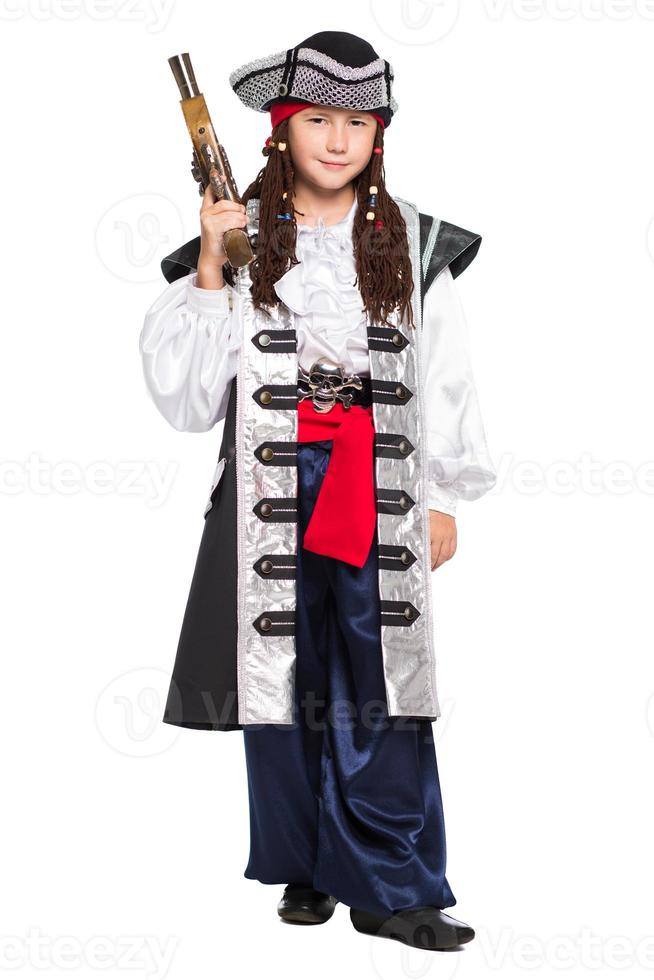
{"left": 2, "top": 1, "right": 653, "bottom": 977}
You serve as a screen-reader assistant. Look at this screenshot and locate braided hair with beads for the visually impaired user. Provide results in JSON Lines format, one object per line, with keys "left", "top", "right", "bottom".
{"left": 238, "top": 116, "right": 416, "bottom": 330}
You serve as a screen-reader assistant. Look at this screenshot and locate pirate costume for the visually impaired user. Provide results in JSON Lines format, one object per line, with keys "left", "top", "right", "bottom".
{"left": 139, "top": 31, "right": 496, "bottom": 950}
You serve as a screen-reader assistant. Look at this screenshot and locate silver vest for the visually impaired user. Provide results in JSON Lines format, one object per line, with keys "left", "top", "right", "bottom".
{"left": 218, "top": 194, "right": 440, "bottom": 726}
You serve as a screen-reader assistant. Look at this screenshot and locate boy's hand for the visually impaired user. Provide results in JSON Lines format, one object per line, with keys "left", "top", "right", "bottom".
{"left": 198, "top": 184, "right": 248, "bottom": 270}
{"left": 428, "top": 510, "right": 457, "bottom": 570}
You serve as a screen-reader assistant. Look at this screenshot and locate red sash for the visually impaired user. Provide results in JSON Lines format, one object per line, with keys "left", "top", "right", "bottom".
{"left": 297, "top": 397, "right": 376, "bottom": 568}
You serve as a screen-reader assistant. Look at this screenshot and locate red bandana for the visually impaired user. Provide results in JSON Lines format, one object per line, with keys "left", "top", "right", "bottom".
{"left": 269, "top": 100, "right": 385, "bottom": 131}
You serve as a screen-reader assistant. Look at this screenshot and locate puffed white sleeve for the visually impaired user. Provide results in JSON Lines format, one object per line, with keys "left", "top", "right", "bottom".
{"left": 138, "top": 272, "right": 242, "bottom": 432}
{"left": 420, "top": 264, "right": 497, "bottom": 516}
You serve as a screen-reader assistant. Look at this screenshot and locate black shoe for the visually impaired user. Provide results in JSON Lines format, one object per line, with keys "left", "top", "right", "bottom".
{"left": 350, "top": 905, "right": 475, "bottom": 950}
{"left": 277, "top": 883, "right": 338, "bottom": 924}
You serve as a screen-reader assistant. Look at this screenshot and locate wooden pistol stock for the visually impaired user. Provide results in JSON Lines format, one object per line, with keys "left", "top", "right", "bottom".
{"left": 168, "top": 52, "right": 254, "bottom": 270}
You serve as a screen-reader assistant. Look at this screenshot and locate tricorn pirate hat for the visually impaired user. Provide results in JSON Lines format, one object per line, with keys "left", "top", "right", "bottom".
{"left": 229, "top": 30, "right": 398, "bottom": 129}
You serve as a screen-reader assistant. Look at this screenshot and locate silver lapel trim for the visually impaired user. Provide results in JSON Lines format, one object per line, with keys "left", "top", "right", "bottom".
{"left": 368, "top": 198, "right": 439, "bottom": 719}
{"left": 235, "top": 232, "right": 298, "bottom": 725}
{"left": 422, "top": 216, "right": 441, "bottom": 279}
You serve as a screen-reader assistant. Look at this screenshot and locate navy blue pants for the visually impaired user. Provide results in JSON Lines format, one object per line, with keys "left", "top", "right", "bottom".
{"left": 242, "top": 439, "right": 456, "bottom": 916}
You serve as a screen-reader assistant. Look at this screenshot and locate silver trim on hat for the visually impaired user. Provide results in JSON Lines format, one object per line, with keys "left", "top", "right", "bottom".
{"left": 229, "top": 45, "right": 398, "bottom": 117}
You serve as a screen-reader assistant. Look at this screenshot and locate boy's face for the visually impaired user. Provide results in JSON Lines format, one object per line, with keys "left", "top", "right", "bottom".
{"left": 287, "top": 105, "right": 377, "bottom": 191}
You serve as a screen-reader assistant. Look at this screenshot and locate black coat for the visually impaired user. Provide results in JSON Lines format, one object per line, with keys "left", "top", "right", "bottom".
{"left": 160, "top": 211, "right": 481, "bottom": 731}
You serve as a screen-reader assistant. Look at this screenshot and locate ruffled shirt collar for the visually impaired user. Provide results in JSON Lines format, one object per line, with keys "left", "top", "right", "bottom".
{"left": 271, "top": 195, "right": 368, "bottom": 375}
{"left": 273, "top": 197, "right": 359, "bottom": 314}
{"left": 274, "top": 190, "right": 358, "bottom": 316}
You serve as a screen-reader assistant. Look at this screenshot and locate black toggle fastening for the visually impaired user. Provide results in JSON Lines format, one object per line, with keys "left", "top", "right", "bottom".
{"left": 376, "top": 488, "right": 416, "bottom": 515}
{"left": 253, "top": 497, "right": 299, "bottom": 522}
{"left": 374, "top": 433, "right": 416, "bottom": 459}
{"left": 254, "top": 442, "right": 299, "bottom": 466}
{"left": 251, "top": 329, "right": 297, "bottom": 353}
{"left": 253, "top": 553, "right": 298, "bottom": 580}
{"left": 370, "top": 380, "right": 413, "bottom": 405}
{"left": 379, "top": 600, "right": 421, "bottom": 627}
{"left": 253, "top": 384, "right": 298, "bottom": 410}
{"left": 253, "top": 610, "right": 296, "bottom": 636}
{"left": 377, "top": 544, "right": 417, "bottom": 570}
{"left": 367, "top": 325, "right": 410, "bottom": 352}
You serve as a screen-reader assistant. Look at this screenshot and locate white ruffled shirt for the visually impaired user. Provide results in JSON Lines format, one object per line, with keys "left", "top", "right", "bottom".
{"left": 139, "top": 197, "right": 496, "bottom": 515}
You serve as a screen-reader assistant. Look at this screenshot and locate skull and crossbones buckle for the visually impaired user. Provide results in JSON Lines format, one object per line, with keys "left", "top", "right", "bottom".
{"left": 297, "top": 358, "right": 364, "bottom": 414}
